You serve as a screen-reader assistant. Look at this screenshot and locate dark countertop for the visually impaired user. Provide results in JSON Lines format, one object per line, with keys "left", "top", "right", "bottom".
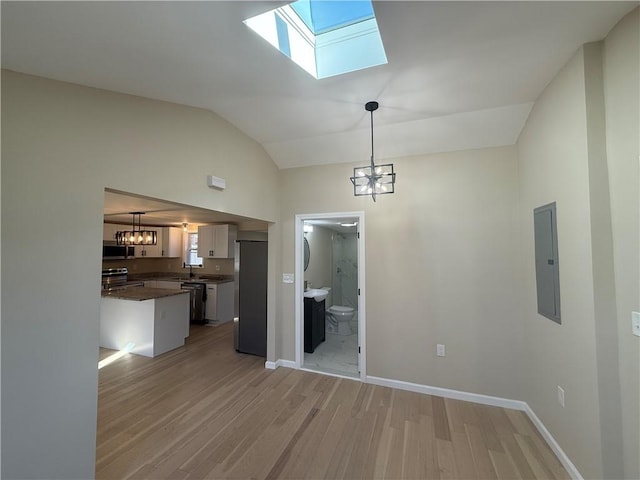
{"left": 179, "top": 278, "right": 234, "bottom": 285}
{"left": 129, "top": 273, "right": 234, "bottom": 285}
{"left": 101, "top": 287, "right": 190, "bottom": 301}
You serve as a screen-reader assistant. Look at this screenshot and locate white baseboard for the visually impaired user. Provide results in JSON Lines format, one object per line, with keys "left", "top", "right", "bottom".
{"left": 523, "top": 404, "right": 583, "bottom": 480}
{"left": 264, "top": 359, "right": 297, "bottom": 370}
{"left": 365, "top": 375, "right": 527, "bottom": 411}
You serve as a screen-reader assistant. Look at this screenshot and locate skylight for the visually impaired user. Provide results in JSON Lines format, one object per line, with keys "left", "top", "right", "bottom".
{"left": 244, "top": 0, "right": 387, "bottom": 79}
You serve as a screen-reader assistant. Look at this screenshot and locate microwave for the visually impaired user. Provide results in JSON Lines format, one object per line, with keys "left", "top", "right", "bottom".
{"left": 102, "top": 241, "right": 135, "bottom": 259}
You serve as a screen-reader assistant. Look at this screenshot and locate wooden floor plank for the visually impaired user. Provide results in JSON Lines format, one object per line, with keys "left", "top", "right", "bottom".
{"left": 490, "top": 449, "right": 522, "bottom": 480}
{"left": 515, "top": 433, "right": 560, "bottom": 480}
{"left": 501, "top": 435, "right": 537, "bottom": 480}
{"left": 465, "top": 423, "right": 499, "bottom": 479}
{"left": 450, "top": 431, "right": 479, "bottom": 480}
{"left": 474, "top": 404, "right": 506, "bottom": 453}
{"left": 96, "top": 323, "right": 570, "bottom": 480}
{"left": 432, "top": 395, "right": 452, "bottom": 441}
{"left": 436, "top": 439, "right": 459, "bottom": 479}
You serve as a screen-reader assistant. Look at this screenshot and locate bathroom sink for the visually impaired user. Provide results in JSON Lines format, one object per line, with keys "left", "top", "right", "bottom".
{"left": 304, "top": 288, "right": 328, "bottom": 302}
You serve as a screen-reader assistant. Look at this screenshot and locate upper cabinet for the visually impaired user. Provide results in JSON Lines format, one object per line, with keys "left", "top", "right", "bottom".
{"left": 134, "top": 236, "right": 162, "bottom": 258}
{"left": 198, "top": 224, "right": 237, "bottom": 258}
{"left": 162, "top": 227, "right": 183, "bottom": 258}
{"left": 136, "top": 227, "right": 183, "bottom": 258}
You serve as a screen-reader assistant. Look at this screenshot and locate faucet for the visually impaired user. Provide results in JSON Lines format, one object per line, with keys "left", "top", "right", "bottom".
{"left": 183, "top": 263, "right": 195, "bottom": 279}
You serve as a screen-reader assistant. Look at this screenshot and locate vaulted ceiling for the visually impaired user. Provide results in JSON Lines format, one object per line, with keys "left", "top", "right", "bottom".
{"left": 3, "top": 1, "right": 636, "bottom": 170}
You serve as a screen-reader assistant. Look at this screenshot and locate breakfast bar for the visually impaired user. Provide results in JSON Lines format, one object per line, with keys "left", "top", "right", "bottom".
{"left": 100, "top": 287, "right": 190, "bottom": 358}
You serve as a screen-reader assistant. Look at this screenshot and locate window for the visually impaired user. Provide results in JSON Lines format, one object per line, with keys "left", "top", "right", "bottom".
{"left": 185, "top": 232, "right": 203, "bottom": 267}
{"left": 243, "top": 0, "right": 387, "bottom": 79}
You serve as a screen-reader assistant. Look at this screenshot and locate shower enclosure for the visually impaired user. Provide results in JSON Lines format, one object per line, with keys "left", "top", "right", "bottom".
{"left": 331, "top": 232, "right": 358, "bottom": 313}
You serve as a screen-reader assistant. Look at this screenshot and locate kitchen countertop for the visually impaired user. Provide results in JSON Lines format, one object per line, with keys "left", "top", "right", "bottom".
{"left": 129, "top": 274, "right": 234, "bottom": 285}
{"left": 179, "top": 278, "right": 234, "bottom": 285}
{"left": 101, "top": 287, "right": 190, "bottom": 301}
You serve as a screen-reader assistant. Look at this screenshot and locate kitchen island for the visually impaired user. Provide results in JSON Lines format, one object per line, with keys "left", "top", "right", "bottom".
{"left": 100, "top": 287, "right": 190, "bottom": 358}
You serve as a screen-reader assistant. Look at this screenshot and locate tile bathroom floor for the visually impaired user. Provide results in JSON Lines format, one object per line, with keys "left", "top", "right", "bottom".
{"left": 303, "top": 320, "right": 359, "bottom": 377}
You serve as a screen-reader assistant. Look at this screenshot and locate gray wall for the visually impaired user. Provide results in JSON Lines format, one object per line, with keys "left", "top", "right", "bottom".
{"left": 1, "top": 71, "right": 280, "bottom": 478}
{"left": 279, "top": 146, "right": 524, "bottom": 399}
{"left": 517, "top": 44, "right": 605, "bottom": 479}
{"left": 603, "top": 8, "right": 640, "bottom": 479}
{"left": 516, "top": 8, "right": 639, "bottom": 478}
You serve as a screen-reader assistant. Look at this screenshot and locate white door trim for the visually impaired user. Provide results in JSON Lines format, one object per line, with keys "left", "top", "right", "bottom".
{"left": 294, "top": 211, "right": 366, "bottom": 381}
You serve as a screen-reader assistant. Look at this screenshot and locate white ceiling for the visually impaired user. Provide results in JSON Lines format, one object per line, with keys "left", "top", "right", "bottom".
{"left": 103, "top": 189, "right": 270, "bottom": 230}
{"left": 2, "top": 1, "right": 636, "bottom": 170}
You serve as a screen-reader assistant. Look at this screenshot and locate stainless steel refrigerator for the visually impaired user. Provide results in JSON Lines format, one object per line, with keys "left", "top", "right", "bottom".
{"left": 234, "top": 240, "right": 267, "bottom": 357}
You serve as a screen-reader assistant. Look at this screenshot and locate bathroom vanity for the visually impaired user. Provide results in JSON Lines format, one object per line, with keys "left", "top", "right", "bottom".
{"left": 304, "top": 297, "right": 325, "bottom": 353}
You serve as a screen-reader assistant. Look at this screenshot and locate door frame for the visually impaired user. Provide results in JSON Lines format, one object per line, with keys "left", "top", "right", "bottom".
{"left": 294, "top": 211, "right": 366, "bottom": 380}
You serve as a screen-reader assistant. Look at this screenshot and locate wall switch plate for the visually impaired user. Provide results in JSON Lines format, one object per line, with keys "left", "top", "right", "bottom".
{"left": 437, "top": 344, "right": 445, "bottom": 357}
{"left": 282, "top": 273, "right": 294, "bottom": 284}
{"left": 632, "top": 312, "right": 640, "bottom": 337}
{"left": 557, "top": 386, "right": 565, "bottom": 408}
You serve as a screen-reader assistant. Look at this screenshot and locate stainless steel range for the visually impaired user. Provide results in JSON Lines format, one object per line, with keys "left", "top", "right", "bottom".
{"left": 101, "top": 267, "right": 128, "bottom": 290}
{"left": 101, "top": 267, "right": 143, "bottom": 291}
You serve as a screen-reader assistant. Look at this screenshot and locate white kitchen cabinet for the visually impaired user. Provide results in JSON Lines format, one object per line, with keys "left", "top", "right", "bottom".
{"left": 161, "top": 227, "right": 182, "bottom": 258}
{"left": 197, "top": 225, "right": 215, "bottom": 258}
{"left": 134, "top": 237, "right": 162, "bottom": 258}
{"left": 205, "top": 282, "right": 234, "bottom": 323}
{"left": 155, "top": 280, "right": 182, "bottom": 290}
{"left": 134, "top": 227, "right": 181, "bottom": 258}
{"left": 100, "top": 291, "right": 190, "bottom": 358}
{"left": 198, "top": 225, "right": 237, "bottom": 259}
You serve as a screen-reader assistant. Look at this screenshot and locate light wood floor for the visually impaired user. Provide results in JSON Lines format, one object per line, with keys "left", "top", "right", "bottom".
{"left": 96, "top": 322, "right": 570, "bottom": 480}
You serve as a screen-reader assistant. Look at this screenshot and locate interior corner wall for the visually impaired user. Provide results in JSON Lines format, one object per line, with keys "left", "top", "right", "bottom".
{"left": 1, "top": 70, "right": 280, "bottom": 478}
{"left": 516, "top": 45, "right": 605, "bottom": 478}
{"left": 603, "top": 7, "right": 640, "bottom": 479}
{"left": 278, "top": 146, "right": 523, "bottom": 401}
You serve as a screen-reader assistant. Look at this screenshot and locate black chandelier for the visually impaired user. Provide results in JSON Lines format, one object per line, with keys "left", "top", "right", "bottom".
{"left": 115, "top": 212, "right": 157, "bottom": 246}
{"left": 350, "top": 101, "right": 396, "bottom": 202}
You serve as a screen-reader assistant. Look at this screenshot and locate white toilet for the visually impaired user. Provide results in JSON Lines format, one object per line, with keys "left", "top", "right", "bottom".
{"left": 323, "top": 287, "right": 355, "bottom": 336}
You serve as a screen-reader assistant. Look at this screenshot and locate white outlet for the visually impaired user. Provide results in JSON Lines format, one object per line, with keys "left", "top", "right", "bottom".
{"left": 282, "top": 273, "right": 294, "bottom": 284}
{"left": 557, "top": 386, "right": 565, "bottom": 408}
{"left": 632, "top": 312, "right": 640, "bottom": 337}
{"left": 437, "top": 344, "right": 445, "bottom": 357}
{"left": 215, "top": 264, "right": 221, "bottom": 271}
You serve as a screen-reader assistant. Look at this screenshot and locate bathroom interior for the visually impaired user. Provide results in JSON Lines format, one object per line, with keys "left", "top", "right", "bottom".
{"left": 303, "top": 218, "right": 359, "bottom": 377}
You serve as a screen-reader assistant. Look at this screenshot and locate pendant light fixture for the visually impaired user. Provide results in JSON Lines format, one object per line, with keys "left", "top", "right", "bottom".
{"left": 115, "top": 212, "right": 157, "bottom": 246}
{"left": 350, "top": 101, "right": 396, "bottom": 202}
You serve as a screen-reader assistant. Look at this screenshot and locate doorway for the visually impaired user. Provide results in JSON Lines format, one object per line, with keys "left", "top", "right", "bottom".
{"left": 294, "top": 212, "right": 365, "bottom": 380}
